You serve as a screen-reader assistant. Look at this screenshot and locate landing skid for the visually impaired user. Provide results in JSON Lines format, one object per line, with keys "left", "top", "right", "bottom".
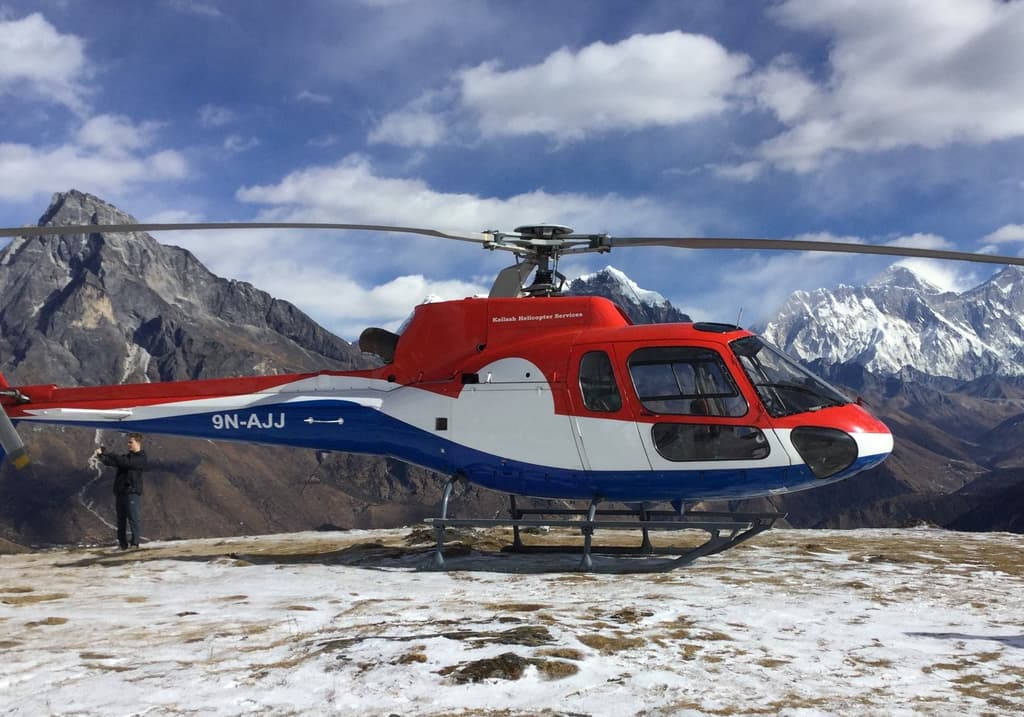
{"left": 424, "top": 479, "right": 785, "bottom": 572}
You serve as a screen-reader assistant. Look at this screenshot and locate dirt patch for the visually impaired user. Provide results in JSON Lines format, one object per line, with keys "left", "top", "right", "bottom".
{"left": 577, "top": 632, "right": 646, "bottom": 654}
{"left": 3, "top": 592, "right": 69, "bottom": 606}
{"left": 439, "top": 652, "right": 531, "bottom": 682}
{"left": 487, "top": 602, "right": 548, "bottom": 612}
{"left": 608, "top": 607, "right": 654, "bottom": 624}
{"left": 438, "top": 651, "right": 579, "bottom": 683}
{"left": 395, "top": 649, "right": 428, "bottom": 665}
{"left": 315, "top": 623, "right": 553, "bottom": 656}
{"left": 25, "top": 616, "right": 68, "bottom": 627}
{"left": 535, "top": 647, "right": 584, "bottom": 661}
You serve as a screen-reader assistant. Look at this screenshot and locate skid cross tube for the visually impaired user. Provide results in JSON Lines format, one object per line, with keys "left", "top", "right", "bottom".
{"left": 427, "top": 481, "right": 785, "bottom": 571}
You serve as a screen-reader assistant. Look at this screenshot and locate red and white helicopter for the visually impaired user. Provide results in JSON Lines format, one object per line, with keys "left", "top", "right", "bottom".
{"left": 1, "top": 221, "right": 1021, "bottom": 567}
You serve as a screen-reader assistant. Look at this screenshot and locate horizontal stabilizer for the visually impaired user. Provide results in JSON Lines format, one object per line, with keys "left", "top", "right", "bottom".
{"left": 24, "top": 407, "right": 134, "bottom": 420}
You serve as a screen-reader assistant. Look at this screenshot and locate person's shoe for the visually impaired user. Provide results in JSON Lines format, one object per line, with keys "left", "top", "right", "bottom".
{"left": 130, "top": 543, "right": 140, "bottom": 550}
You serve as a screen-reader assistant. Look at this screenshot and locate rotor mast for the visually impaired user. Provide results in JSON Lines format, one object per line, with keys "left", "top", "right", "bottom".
{"left": 482, "top": 224, "right": 611, "bottom": 297}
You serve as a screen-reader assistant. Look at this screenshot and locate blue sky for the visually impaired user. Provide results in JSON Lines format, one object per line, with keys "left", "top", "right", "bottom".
{"left": 2, "top": 0, "right": 1024, "bottom": 339}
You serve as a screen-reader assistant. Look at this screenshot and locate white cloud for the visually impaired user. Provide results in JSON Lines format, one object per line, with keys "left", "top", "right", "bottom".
{"left": 0, "top": 13, "right": 90, "bottom": 112}
{"left": 984, "top": 224, "right": 1024, "bottom": 243}
{"left": 223, "top": 135, "right": 260, "bottom": 153}
{"left": 148, "top": 149, "right": 189, "bottom": 178}
{"left": 77, "top": 114, "right": 160, "bottom": 153}
{"left": 198, "top": 104, "right": 235, "bottom": 127}
{"left": 235, "top": 153, "right": 676, "bottom": 235}
{"left": 164, "top": 0, "right": 225, "bottom": 19}
{"left": 368, "top": 110, "right": 445, "bottom": 147}
{"left": 742, "top": 55, "right": 818, "bottom": 124}
{"left": 708, "top": 161, "right": 764, "bottom": 182}
{"left": 884, "top": 232, "right": 954, "bottom": 251}
{"left": 0, "top": 132, "right": 188, "bottom": 202}
{"left": 370, "top": 31, "right": 750, "bottom": 146}
{"left": 296, "top": 90, "right": 331, "bottom": 105}
{"left": 459, "top": 32, "right": 750, "bottom": 141}
{"left": 755, "top": 0, "right": 1024, "bottom": 171}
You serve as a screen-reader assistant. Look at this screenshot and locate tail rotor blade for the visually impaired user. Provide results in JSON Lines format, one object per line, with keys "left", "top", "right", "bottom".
{"left": 0, "top": 409, "right": 29, "bottom": 469}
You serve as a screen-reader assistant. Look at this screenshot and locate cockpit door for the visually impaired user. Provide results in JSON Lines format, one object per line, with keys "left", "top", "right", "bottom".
{"left": 567, "top": 346, "right": 653, "bottom": 472}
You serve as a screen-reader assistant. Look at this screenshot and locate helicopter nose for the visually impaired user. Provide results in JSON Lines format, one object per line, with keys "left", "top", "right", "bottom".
{"left": 789, "top": 408, "right": 893, "bottom": 479}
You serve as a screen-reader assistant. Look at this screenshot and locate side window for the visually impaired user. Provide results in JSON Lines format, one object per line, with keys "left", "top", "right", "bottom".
{"left": 651, "top": 424, "right": 770, "bottom": 462}
{"left": 579, "top": 351, "right": 622, "bottom": 412}
{"left": 628, "top": 346, "right": 747, "bottom": 417}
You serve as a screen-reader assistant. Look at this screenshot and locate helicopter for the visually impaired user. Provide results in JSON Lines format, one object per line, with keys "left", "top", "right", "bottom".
{"left": 2, "top": 220, "right": 1022, "bottom": 568}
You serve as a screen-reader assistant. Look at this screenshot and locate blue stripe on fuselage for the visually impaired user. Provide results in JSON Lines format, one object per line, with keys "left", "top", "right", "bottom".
{"left": 29, "top": 399, "right": 884, "bottom": 502}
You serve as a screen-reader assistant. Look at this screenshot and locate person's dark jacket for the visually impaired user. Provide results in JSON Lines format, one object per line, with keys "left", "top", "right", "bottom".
{"left": 100, "top": 450, "right": 147, "bottom": 496}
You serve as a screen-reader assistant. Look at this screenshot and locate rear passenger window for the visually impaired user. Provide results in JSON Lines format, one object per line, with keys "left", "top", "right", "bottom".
{"left": 579, "top": 351, "right": 622, "bottom": 412}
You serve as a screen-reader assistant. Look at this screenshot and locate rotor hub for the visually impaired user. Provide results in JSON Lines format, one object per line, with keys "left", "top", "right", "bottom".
{"left": 513, "top": 224, "right": 574, "bottom": 238}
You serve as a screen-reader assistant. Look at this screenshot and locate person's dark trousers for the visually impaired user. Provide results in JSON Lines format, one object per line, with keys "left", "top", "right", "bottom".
{"left": 116, "top": 494, "right": 142, "bottom": 548}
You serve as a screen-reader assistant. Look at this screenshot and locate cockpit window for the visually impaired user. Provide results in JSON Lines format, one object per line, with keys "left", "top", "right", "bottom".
{"left": 731, "top": 336, "right": 850, "bottom": 418}
{"left": 579, "top": 351, "right": 622, "bottom": 412}
{"left": 627, "top": 347, "right": 747, "bottom": 417}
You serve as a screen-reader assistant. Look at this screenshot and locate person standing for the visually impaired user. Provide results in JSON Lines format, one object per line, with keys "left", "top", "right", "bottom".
{"left": 96, "top": 432, "right": 147, "bottom": 550}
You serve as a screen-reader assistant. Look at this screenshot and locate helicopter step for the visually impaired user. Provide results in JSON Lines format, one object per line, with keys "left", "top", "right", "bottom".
{"left": 425, "top": 481, "right": 785, "bottom": 571}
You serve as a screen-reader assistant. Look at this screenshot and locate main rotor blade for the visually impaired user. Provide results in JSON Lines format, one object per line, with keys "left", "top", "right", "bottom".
{"left": 5, "top": 222, "right": 1021, "bottom": 267}
{"left": 613, "top": 236, "right": 1024, "bottom": 267}
{"left": 0, "top": 222, "right": 488, "bottom": 244}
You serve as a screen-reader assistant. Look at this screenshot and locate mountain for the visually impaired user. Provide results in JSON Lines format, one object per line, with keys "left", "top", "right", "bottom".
{"left": 761, "top": 264, "right": 1024, "bottom": 380}
{"left": 567, "top": 266, "right": 691, "bottom": 323}
{"left": 0, "top": 191, "right": 506, "bottom": 549}
{"left": 0, "top": 191, "right": 368, "bottom": 385}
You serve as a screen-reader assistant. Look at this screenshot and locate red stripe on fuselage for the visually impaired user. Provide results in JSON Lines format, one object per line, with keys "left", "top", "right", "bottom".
{"left": 2, "top": 370, "right": 378, "bottom": 417}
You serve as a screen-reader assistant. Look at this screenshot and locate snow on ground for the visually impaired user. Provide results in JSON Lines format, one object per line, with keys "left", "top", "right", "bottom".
{"left": 1, "top": 527, "right": 1022, "bottom": 716}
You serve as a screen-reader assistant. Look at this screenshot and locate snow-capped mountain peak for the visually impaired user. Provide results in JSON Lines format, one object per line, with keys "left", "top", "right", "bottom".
{"left": 576, "top": 265, "right": 669, "bottom": 307}
{"left": 867, "top": 264, "right": 946, "bottom": 294}
{"left": 762, "top": 266, "right": 1024, "bottom": 380}
{"left": 567, "top": 265, "right": 690, "bottom": 324}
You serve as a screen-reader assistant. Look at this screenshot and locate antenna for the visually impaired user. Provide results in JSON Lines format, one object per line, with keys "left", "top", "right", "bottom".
{"left": 735, "top": 307, "right": 744, "bottom": 328}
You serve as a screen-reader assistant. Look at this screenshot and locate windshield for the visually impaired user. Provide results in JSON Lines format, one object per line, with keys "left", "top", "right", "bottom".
{"left": 730, "top": 336, "right": 850, "bottom": 417}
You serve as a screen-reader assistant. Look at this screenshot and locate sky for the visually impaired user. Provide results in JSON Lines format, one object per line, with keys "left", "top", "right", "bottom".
{"left": 2, "top": 527, "right": 1022, "bottom": 715}
{"left": 2, "top": 0, "right": 1024, "bottom": 338}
